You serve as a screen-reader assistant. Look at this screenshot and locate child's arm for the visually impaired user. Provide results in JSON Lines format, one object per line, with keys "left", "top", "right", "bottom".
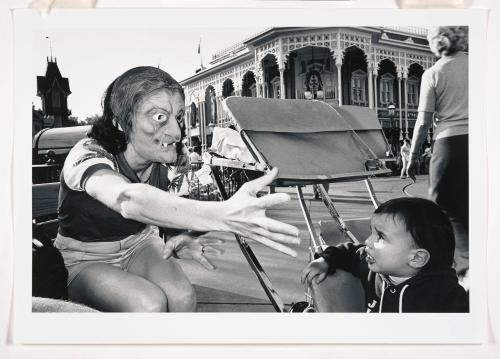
{"left": 301, "top": 242, "right": 368, "bottom": 286}
{"left": 319, "top": 242, "right": 368, "bottom": 278}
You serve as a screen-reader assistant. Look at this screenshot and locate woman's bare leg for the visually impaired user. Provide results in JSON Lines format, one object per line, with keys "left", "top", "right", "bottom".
{"left": 68, "top": 262, "right": 167, "bottom": 312}
{"left": 127, "top": 239, "right": 196, "bottom": 312}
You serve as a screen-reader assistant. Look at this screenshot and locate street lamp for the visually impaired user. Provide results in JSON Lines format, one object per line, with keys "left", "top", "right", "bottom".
{"left": 388, "top": 103, "right": 396, "bottom": 118}
{"left": 387, "top": 103, "right": 398, "bottom": 154}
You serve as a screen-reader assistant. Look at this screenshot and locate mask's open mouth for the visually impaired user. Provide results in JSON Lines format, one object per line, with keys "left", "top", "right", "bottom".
{"left": 161, "top": 142, "right": 175, "bottom": 149}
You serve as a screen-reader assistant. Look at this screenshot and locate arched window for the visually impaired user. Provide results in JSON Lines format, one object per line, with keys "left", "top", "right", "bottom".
{"left": 189, "top": 102, "right": 197, "bottom": 128}
{"left": 271, "top": 76, "right": 281, "bottom": 99}
{"left": 407, "top": 76, "right": 420, "bottom": 107}
{"left": 249, "top": 84, "right": 256, "bottom": 97}
{"left": 380, "top": 73, "right": 395, "bottom": 105}
{"left": 351, "top": 69, "right": 367, "bottom": 105}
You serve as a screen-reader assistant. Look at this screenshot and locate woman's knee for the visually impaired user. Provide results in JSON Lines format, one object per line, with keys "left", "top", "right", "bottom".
{"left": 125, "top": 287, "right": 168, "bottom": 312}
{"left": 167, "top": 283, "right": 197, "bottom": 312}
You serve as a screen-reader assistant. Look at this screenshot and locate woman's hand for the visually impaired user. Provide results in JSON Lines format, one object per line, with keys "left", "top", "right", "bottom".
{"left": 220, "top": 167, "right": 300, "bottom": 256}
{"left": 301, "top": 257, "right": 329, "bottom": 285}
{"left": 407, "top": 156, "right": 418, "bottom": 183}
{"left": 162, "top": 232, "right": 224, "bottom": 270}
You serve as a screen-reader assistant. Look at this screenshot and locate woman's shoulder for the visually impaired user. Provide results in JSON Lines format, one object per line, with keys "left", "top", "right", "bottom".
{"left": 64, "top": 137, "right": 116, "bottom": 173}
{"left": 70, "top": 137, "right": 115, "bottom": 163}
{"left": 62, "top": 137, "right": 117, "bottom": 191}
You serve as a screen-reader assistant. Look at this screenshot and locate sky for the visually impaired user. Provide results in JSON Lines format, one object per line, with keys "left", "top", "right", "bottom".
{"left": 32, "top": 27, "right": 265, "bottom": 120}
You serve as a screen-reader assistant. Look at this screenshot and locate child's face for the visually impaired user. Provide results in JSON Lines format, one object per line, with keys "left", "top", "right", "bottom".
{"left": 364, "top": 214, "right": 419, "bottom": 277}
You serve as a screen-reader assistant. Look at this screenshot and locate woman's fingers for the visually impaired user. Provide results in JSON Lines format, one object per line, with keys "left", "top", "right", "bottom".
{"left": 407, "top": 161, "right": 417, "bottom": 182}
{"left": 199, "top": 238, "right": 225, "bottom": 246}
{"left": 162, "top": 238, "right": 177, "bottom": 259}
{"left": 194, "top": 252, "right": 216, "bottom": 270}
{"left": 249, "top": 236, "right": 297, "bottom": 257}
{"left": 250, "top": 217, "right": 300, "bottom": 243}
{"left": 202, "top": 245, "right": 224, "bottom": 256}
{"left": 242, "top": 167, "right": 278, "bottom": 195}
{"left": 162, "top": 235, "right": 189, "bottom": 259}
{"left": 257, "top": 192, "right": 291, "bottom": 208}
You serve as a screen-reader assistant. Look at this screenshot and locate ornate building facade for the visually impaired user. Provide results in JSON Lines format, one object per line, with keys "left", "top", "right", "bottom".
{"left": 180, "top": 27, "right": 435, "bottom": 152}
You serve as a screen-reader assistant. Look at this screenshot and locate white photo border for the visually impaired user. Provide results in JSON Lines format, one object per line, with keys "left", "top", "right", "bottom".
{"left": 13, "top": 6, "right": 488, "bottom": 344}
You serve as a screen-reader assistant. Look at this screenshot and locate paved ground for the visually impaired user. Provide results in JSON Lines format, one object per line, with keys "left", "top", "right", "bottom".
{"left": 179, "top": 175, "right": 430, "bottom": 312}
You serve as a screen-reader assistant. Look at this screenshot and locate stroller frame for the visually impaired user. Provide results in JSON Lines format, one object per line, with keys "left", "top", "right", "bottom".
{"left": 207, "top": 97, "right": 391, "bottom": 312}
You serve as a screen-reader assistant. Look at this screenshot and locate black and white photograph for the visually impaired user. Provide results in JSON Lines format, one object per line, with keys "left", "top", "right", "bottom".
{"left": 11, "top": 5, "right": 488, "bottom": 345}
{"left": 31, "top": 24, "right": 470, "bottom": 314}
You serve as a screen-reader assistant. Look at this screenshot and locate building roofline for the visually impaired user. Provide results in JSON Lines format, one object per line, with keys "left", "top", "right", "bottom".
{"left": 180, "top": 26, "right": 432, "bottom": 85}
{"left": 180, "top": 52, "right": 254, "bottom": 85}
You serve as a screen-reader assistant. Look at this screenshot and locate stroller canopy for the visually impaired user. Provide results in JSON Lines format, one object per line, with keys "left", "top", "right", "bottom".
{"left": 332, "top": 105, "right": 391, "bottom": 159}
{"left": 223, "top": 97, "right": 388, "bottom": 184}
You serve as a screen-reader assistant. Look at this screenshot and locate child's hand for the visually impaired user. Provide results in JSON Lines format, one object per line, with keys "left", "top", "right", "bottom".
{"left": 301, "top": 257, "right": 329, "bottom": 285}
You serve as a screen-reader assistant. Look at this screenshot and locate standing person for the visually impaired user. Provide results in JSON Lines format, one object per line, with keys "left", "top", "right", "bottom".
{"left": 188, "top": 147, "right": 202, "bottom": 163}
{"left": 54, "top": 66, "right": 300, "bottom": 312}
{"left": 400, "top": 138, "right": 411, "bottom": 179}
{"left": 420, "top": 143, "right": 432, "bottom": 174}
{"left": 407, "top": 26, "right": 469, "bottom": 275}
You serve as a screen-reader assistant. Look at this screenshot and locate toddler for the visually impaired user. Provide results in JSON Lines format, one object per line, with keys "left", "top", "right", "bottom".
{"left": 301, "top": 197, "right": 468, "bottom": 312}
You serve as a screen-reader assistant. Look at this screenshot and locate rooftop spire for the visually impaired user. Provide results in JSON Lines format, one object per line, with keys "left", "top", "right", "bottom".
{"left": 45, "top": 36, "right": 53, "bottom": 61}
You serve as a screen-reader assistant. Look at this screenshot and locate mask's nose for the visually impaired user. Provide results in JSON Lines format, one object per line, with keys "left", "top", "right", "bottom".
{"left": 165, "top": 118, "right": 182, "bottom": 142}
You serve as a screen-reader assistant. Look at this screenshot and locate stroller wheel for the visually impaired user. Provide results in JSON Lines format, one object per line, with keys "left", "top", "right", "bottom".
{"left": 289, "top": 301, "right": 316, "bottom": 313}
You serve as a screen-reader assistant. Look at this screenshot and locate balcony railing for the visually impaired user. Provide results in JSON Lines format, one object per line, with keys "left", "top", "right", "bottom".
{"left": 381, "top": 26, "right": 428, "bottom": 37}
{"left": 211, "top": 41, "right": 246, "bottom": 62}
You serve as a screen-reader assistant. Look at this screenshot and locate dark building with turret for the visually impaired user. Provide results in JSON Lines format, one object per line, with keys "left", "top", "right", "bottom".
{"left": 36, "top": 57, "right": 71, "bottom": 128}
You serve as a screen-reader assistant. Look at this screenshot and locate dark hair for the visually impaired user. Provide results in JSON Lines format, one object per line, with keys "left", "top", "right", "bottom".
{"left": 89, "top": 66, "right": 184, "bottom": 154}
{"left": 374, "top": 197, "right": 455, "bottom": 271}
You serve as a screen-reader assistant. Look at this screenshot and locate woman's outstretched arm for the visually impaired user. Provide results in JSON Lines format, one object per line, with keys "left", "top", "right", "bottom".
{"left": 84, "top": 167, "right": 300, "bottom": 247}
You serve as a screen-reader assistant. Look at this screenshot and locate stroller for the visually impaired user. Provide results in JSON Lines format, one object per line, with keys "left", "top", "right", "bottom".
{"left": 204, "top": 97, "right": 391, "bottom": 312}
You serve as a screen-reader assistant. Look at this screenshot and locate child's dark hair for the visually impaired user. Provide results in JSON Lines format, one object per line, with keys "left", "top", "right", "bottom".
{"left": 374, "top": 197, "right": 455, "bottom": 271}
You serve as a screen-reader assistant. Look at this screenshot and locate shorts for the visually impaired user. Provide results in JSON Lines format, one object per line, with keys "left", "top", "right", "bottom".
{"left": 53, "top": 225, "right": 163, "bottom": 286}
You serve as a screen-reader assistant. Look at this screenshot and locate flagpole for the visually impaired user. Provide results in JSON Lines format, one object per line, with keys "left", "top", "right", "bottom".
{"left": 45, "top": 36, "right": 53, "bottom": 60}
{"left": 198, "top": 37, "right": 204, "bottom": 70}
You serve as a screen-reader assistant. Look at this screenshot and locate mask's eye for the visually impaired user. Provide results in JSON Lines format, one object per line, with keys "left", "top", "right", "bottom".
{"left": 152, "top": 113, "right": 168, "bottom": 122}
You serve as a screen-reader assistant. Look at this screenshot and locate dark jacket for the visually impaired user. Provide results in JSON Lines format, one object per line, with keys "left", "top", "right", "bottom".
{"left": 320, "top": 242, "right": 469, "bottom": 313}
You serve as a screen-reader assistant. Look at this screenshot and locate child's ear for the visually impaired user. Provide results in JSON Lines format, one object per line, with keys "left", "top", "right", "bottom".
{"left": 409, "top": 249, "right": 430, "bottom": 269}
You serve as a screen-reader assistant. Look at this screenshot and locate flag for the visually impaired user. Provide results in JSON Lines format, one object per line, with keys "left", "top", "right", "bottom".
{"left": 197, "top": 37, "right": 204, "bottom": 70}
